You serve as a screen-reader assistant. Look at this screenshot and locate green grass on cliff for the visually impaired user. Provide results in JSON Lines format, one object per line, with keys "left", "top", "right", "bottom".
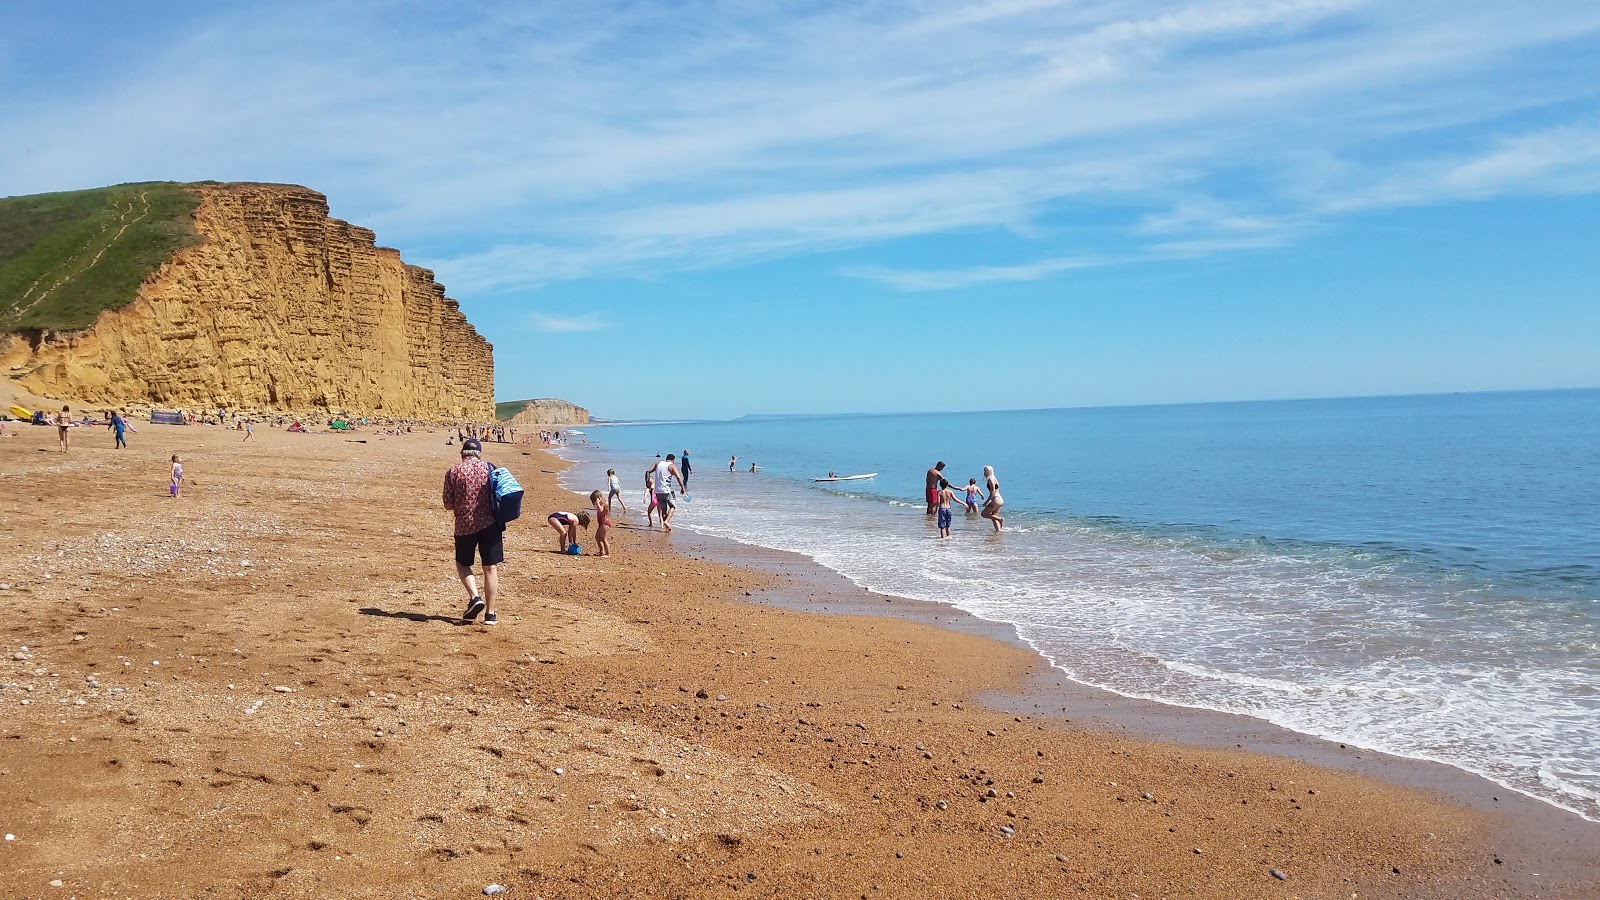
{"left": 0, "top": 182, "right": 203, "bottom": 332}
{"left": 495, "top": 400, "right": 529, "bottom": 421}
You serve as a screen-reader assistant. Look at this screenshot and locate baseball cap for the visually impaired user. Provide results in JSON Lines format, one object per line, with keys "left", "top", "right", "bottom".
{"left": 462, "top": 438, "right": 482, "bottom": 452}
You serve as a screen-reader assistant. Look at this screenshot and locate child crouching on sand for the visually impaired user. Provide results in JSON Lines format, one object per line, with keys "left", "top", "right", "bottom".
{"left": 169, "top": 455, "right": 184, "bottom": 498}
{"left": 589, "top": 490, "right": 613, "bottom": 557}
{"left": 547, "top": 510, "right": 591, "bottom": 552}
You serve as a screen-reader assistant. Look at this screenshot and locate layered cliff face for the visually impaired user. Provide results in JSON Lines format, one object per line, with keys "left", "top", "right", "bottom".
{"left": 502, "top": 398, "right": 590, "bottom": 426}
{"left": 0, "top": 183, "right": 493, "bottom": 419}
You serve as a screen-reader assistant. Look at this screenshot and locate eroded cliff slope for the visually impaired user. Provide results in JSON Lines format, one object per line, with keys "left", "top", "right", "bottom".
{"left": 498, "top": 398, "right": 590, "bottom": 426}
{"left": 1, "top": 183, "right": 493, "bottom": 418}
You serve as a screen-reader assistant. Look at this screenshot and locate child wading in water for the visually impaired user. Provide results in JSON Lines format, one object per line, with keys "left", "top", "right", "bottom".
{"left": 963, "top": 478, "right": 983, "bottom": 514}
{"left": 606, "top": 468, "right": 627, "bottom": 513}
{"left": 936, "top": 479, "right": 958, "bottom": 538}
{"left": 644, "top": 472, "right": 658, "bottom": 527}
{"left": 589, "top": 490, "right": 613, "bottom": 557}
{"left": 546, "top": 510, "right": 591, "bottom": 552}
{"left": 169, "top": 455, "right": 184, "bottom": 498}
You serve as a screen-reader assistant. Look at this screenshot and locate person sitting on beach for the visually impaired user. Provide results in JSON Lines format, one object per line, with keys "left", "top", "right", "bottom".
{"left": 589, "top": 490, "right": 613, "bottom": 557}
{"left": 547, "top": 510, "right": 591, "bottom": 552}
{"left": 937, "top": 479, "right": 959, "bottom": 538}
{"left": 963, "top": 478, "right": 983, "bottom": 514}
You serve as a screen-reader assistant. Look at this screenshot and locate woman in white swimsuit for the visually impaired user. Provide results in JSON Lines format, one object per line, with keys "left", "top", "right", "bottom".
{"left": 980, "top": 465, "right": 1004, "bottom": 532}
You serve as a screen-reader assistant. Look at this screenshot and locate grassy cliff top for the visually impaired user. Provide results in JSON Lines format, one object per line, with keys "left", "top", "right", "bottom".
{"left": 0, "top": 182, "right": 205, "bottom": 332}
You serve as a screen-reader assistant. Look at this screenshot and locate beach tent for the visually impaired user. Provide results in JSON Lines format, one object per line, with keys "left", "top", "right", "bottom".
{"left": 150, "top": 410, "right": 186, "bottom": 425}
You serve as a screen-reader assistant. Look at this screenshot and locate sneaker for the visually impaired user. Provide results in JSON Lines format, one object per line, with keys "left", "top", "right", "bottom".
{"left": 483, "top": 612, "right": 498, "bottom": 626}
{"left": 462, "top": 596, "right": 485, "bottom": 622}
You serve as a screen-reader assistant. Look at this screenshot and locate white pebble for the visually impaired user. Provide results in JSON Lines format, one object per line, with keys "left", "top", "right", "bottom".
{"left": 554, "top": 768, "right": 564, "bottom": 775}
{"left": 3, "top": 833, "right": 13, "bottom": 841}
{"left": 273, "top": 686, "right": 294, "bottom": 693}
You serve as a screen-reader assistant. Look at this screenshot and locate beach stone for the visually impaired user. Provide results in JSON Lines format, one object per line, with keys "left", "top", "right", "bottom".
{"left": 716, "top": 694, "right": 727, "bottom": 702}
{"left": 1270, "top": 868, "right": 1288, "bottom": 881}
{"left": 935, "top": 800, "right": 948, "bottom": 810}
{"left": 985, "top": 788, "right": 998, "bottom": 798}
{"left": 483, "top": 885, "right": 507, "bottom": 896}
{"left": 1055, "top": 854, "right": 1069, "bottom": 864}
{"left": 49, "top": 879, "right": 64, "bottom": 888}
{"left": 273, "top": 686, "right": 294, "bottom": 693}
{"left": 998, "top": 824, "right": 1015, "bottom": 837}
{"left": 1142, "top": 792, "right": 1153, "bottom": 800}
{"left": 694, "top": 689, "right": 708, "bottom": 699}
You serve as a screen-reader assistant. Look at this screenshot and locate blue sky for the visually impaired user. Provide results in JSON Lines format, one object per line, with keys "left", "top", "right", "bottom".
{"left": 2, "top": 0, "right": 1597, "bottom": 420}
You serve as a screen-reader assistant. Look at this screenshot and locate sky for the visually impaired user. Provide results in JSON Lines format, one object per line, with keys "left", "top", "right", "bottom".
{"left": 2, "top": 0, "right": 1598, "bottom": 420}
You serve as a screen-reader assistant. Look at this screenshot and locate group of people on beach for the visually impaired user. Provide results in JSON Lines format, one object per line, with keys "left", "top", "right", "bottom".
{"left": 926, "top": 460, "right": 1004, "bottom": 538}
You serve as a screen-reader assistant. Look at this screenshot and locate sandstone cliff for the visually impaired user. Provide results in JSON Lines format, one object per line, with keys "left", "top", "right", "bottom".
{"left": 502, "top": 398, "right": 590, "bottom": 426}
{"left": 0, "top": 183, "right": 493, "bottom": 419}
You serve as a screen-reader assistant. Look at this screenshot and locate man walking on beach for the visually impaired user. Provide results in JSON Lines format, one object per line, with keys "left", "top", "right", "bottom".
{"left": 647, "top": 454, "right": 685, "bottom": 532}
{"left": 680, "top": 449, "right": 692, "bottom": 490}
{"left": 925, "top": 461, "right": 948, "bottom": 515}
{"left": 444, "top": 438, "right": 504, "bottom": 626}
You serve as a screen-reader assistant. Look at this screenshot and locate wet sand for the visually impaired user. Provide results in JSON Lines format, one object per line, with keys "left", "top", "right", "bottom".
{"left": 1, "top": 423, "right": 1594, "bottom": 898}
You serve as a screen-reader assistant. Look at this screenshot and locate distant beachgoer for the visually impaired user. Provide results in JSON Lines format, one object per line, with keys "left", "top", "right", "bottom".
{"left": 443, "top": 437, "right": 504, "bottom": 626}
{"left": 937, "top": 479, "right": 958, "bottom": 538}
{"left": 57, "top": 405, "right": 71, "bottom": 452}
{"left": 924, "top": 461, "right": 948, "bottom": 515}
{"left": 589, "top": 490, "right": 612, "bottom": 557}
{"left": 242, "top": 420, "right": 254, "bottom": 442}
{"left": 729, "top": 455, "right": 737, "bottom": 472}
{"left": 963, "top": 478, "right": 982, "bottom": 514}
{"left": 649, "top": 455, "right": 684, "bottom": 531}
{"left": 749, "top": 462, "right": 759, "bottom": 472}
{"left": 645, "top": 471, "right": 658, "bottom": 527}
{"left": 981, "top": 465, "right": 1004, "bottom": 532}
{"left": 169, "top": 455, "right": 184, "bottom": 498}
{"left": 111, "top": 410, "right": 134, "bottom": 449}
{"left": 546, "top": 510, "right": 591, "bottom": 552}
{"left": 680, "top": 450, "right": 692, "bottom": 490}
{"left": 606, "top": 468, "right": 628, "bottom": 513}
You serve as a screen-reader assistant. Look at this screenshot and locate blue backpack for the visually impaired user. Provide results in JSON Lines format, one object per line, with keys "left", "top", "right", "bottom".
{"left": 486, "top": 463, "right": 524, "bottom": 524}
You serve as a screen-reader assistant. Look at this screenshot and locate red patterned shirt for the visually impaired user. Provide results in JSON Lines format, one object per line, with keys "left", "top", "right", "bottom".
{"left": 443, "top": 457, "right": 495, "bottom": 536}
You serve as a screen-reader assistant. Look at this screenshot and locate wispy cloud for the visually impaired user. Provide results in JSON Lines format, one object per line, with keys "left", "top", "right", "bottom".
{"left": 847, "top": 256, "right": 1107, "bottom": 291}
{"left": 529, "top": 312, "right": 610, "bottom": 333}
{"left": 3, "top": 0, "right": 1599, "bottom": 291}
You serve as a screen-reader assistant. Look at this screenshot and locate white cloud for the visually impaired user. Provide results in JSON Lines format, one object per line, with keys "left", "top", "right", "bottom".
{"left": 3, "top": 0, "right": 1599, "bottom": 290}
{"left": 528, "top": 312, "right": 610, "bottom": 333}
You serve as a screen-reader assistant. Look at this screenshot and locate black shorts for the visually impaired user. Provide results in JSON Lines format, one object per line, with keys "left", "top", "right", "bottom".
{"left": 454, "top": 524, "right": 505, "bottom": 568}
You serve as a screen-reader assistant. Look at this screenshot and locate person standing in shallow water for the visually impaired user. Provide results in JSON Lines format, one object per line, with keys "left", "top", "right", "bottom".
{"left": 981, "top": 465, "right": 1004, "bottom": 532}
{"left": 443, "top": 438, "right": 505, "bottom": 626}
{"left": 924, "top": 461, "right": 948, "bottom": 515}
{"left": 680, "top": 450, "right": 692, "bottom": 490}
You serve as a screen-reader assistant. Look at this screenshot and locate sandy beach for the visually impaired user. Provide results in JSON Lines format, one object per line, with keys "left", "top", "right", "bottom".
{"left": 2, "top": 421, "right": 1596, "bottom": 899}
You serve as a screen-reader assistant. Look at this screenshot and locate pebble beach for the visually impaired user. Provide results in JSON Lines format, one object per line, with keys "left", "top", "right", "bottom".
{"left": 1, "top": 422, "right": 1595, "bottom": 898}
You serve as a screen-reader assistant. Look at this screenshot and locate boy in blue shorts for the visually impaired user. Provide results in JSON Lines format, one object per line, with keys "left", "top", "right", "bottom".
{"left": 936, "top": 479, "right": 958, "bottom": 538}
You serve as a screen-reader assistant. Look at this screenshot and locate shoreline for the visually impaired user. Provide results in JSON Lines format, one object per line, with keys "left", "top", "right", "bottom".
{"left": 564, "top": 460, "right": 1600, "bottom": 896}
{"left": 2, "top": 426, "right": 1595, "bottom": 898}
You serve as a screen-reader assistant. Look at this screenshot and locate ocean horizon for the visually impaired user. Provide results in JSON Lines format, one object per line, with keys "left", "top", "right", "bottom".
{"left": 556, "top": 387, "right": 1600, "bottom": 822}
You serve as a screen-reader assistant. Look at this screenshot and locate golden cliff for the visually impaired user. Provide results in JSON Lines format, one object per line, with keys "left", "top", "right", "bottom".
{"left": 0, "top": 183, "right": 493, "bottom": 418}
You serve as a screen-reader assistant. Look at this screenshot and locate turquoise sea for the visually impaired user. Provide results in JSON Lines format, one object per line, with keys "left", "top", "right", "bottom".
{"left": 554, "top": 389, "right": 1600, "bottom": 821}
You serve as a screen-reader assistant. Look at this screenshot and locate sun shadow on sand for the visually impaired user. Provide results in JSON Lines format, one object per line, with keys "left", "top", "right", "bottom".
{"left": 357, "top": 607, "right": 470, "bottom": 626}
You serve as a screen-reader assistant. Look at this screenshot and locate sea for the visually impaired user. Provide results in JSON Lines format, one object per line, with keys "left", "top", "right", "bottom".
{"left": 551, "top": 389, "right": 1600, "bottom": 822}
